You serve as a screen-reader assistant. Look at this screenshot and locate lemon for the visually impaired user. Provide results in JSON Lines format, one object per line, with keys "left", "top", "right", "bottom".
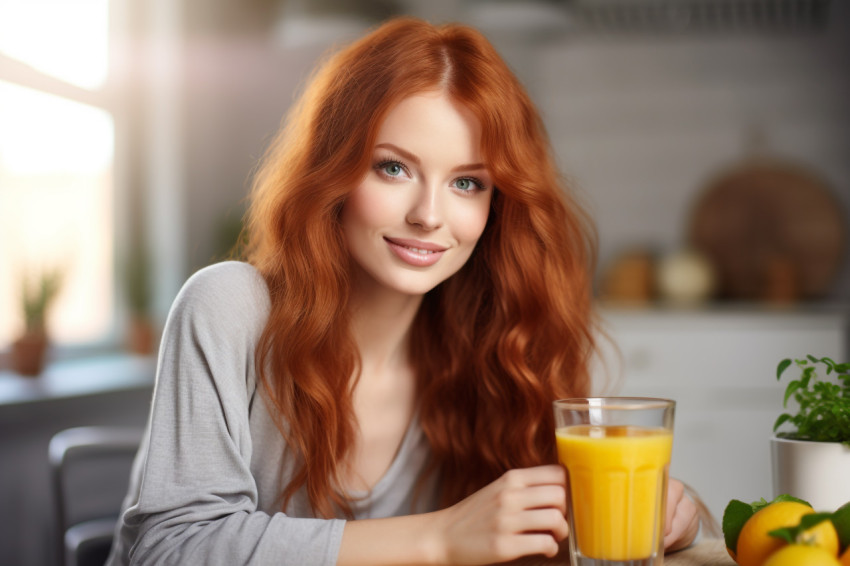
{"left": 798, "top": 518, "right": 841, "bottom": 557}
{"left": 736, "top": 501, "right": 839, "bottom": 566}
{"left": 763, "top": 545, "right": 840, "bottom": 566}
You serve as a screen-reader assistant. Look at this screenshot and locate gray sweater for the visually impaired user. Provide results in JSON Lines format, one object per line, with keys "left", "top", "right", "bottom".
{"left": 107, "top": 262, "right": 437, "bottom": 565}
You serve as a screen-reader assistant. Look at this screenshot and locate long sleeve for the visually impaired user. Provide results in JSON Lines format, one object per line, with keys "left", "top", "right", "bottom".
{"left": 108, "top": 262, "right": 345, "bottom": 566}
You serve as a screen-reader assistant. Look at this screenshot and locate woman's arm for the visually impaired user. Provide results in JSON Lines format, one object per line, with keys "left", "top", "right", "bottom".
{"left": 339, "top": 465, "right": 569, "bottom": 566}
{"left": 113, "top": 263, "right": 345, "bottom": 566}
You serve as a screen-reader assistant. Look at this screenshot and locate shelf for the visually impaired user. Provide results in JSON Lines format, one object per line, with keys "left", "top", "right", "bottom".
{"left": 0, "top": 354, "right": 155, "bottom": 407}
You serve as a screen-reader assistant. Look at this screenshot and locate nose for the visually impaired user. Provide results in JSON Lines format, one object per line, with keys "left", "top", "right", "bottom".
{"left": 405, "top": 182, "right": 443, "bottom": 231}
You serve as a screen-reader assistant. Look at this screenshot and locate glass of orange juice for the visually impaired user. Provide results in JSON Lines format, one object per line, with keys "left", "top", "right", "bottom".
{"left": 554, "top": 397, "right": 675, "bottom": 566}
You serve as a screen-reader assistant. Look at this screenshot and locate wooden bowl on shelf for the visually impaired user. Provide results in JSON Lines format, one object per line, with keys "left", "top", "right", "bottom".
{"left": 688, "top": 158, "right": 845, "bottom": 303}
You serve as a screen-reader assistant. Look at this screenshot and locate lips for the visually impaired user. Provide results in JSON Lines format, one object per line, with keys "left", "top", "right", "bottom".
{"left": 384, "top": 237, "right": 447, "bottom": 267}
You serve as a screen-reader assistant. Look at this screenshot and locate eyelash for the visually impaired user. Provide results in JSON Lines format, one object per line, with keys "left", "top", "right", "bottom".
{"left": 372, "top": 157, "right": 488, "bottom": 194}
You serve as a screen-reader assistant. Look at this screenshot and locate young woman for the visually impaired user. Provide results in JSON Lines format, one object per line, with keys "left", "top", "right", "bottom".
{"left": 107, "top": 17, "right": 698, "bottom": 566}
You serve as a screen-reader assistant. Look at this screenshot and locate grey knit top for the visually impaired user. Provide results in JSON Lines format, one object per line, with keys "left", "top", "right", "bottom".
{"left": 107, "top": 261, "right": 437, "bottom": 566}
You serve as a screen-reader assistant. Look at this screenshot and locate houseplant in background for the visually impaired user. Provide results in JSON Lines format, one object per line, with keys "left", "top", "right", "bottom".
{"left": 11, "top": 268, "right": 63, "bottom": 376}
{"left": 771, "top": 355, "right": 850, "bottom": 511}
{"left": 124, "top": 242, "right": 156, "bottom": 355}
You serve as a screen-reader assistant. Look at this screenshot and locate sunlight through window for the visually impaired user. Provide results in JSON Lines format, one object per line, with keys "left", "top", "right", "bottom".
{"left": 0, "top": 0, "right": 109, "bottom": 90}
{"left": 0, "top": 0, "right": 114, "bottom": 349}
{"left": 0, "top": 81, "right": 114, "bottom": 345}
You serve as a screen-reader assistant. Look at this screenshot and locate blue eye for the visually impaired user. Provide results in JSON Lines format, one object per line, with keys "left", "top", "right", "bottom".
{"left": 453, "top": 177, "right": 485, "bottom": 192}
{"left": 382, "top": 162, "right": 403, "bottom": 176}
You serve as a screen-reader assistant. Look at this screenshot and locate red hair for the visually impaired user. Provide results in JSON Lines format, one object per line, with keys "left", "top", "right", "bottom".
{"left": 244, "top": 17, "right": 597, "bottom": 517}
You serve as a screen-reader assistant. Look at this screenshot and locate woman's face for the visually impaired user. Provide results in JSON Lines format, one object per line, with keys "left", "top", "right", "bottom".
{"left": 341, "top": 91, "right": 493, "bottom": 299}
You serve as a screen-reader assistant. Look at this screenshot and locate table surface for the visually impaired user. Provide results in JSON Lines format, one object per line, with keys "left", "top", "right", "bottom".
{"left": 666, "top": 539, "right": 736, "bottom": 566}
{"left": 505, "top": 538, "right": 736, "bottom": 566}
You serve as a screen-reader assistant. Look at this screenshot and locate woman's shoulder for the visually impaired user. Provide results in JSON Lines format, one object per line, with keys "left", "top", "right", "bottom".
{"left": 171, "top": 261, "right": 270, "bottom": 328}
{"left": 184, "top": 260, "right": 266, "bottom": 292}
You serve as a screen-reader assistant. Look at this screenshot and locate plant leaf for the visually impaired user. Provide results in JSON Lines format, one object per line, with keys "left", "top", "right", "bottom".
{"left": 768, "top": 526, "right": 796, "bottom": 544}
{"left": 750, "top": 497, "right": 771, "bottom": 513}
{"left": 777, "top": 358, "right": 793, "bottom": 379}
{"left": 773, "top": 413, "right": 792, "bottom": 432}
{"left": 784, "top": 380, "right": 802, "bottom": 408}
{"left": 798, "top": 512, "right": 833, "bottom": 530}
{"left": 723, "top": 499, "right": 754, "bottom": 553}
{"left": 833, "top": 501, "right": 850, "bottom": 552}
{"left": 808, "top": 354, "right": 820, "bottom": 363}
{"left": 769, "top": 512, "right": 833, "bottom": 544}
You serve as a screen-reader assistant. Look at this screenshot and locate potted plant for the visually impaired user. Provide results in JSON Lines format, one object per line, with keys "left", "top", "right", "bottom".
{"left": 124, "top": 242, "right": 156, "bottom": 355}
{"left": 771, "top": 355, "right": 850, "bottom": 510}
{"left": 11, "top": 269, "right": 63, "bottom": 376}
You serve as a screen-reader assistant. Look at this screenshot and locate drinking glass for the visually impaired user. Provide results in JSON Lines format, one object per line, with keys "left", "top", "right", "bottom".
{"left": 553, "top": 397, "right": 675, "bottom": 566}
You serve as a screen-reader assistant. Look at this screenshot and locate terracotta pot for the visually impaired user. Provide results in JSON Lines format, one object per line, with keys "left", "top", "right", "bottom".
{"left": 127, "top": 316, "right": 156, "bottom": 355}
{"left": 771, "top": 436, "right": 850, "bottom": 510}
{"left": 11, "top": 330, "right": 49, "bottom": 376}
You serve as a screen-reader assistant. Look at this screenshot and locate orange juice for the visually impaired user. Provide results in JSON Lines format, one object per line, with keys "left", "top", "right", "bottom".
{"left": 556, "top": 425, "right": 672, "bottom": 561}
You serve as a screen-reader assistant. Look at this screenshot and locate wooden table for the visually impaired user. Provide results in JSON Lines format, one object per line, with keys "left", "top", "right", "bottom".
{"left": 507, "top": 538, "right": 736, "bottom": 565}
{"left": 666, "top": 539, "right": 736, "bottom": 566}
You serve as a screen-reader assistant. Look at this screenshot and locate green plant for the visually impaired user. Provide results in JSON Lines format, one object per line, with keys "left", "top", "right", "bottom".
{"left": 21, "top": 268, "right": 64, "bottom": 332}
{"left": 773, "top": 355, "right": 850, "bottom": 446}
{"left": 124, "top": 243, "right": 151, "bottom": 317}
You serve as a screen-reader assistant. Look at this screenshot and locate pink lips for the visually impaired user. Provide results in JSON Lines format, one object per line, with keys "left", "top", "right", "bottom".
{"left": 384, "top": 237, "right": 447, "bottom": 267}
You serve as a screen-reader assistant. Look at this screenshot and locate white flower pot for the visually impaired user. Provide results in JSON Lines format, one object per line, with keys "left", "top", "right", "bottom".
{"left": 771, "top": 436, "right": 850, "bottom": 511}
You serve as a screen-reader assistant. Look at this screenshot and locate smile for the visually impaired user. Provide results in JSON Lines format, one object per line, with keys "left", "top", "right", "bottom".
{"left": 384, "top": 237, "right": 447, "bottom": 267}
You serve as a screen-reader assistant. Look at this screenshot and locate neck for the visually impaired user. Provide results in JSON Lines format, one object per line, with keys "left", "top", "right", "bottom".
{"left": 348, "top": 283, "right": 423, "bottom": 380}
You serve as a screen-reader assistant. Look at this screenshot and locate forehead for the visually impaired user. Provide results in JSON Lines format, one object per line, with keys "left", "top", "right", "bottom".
{"left": 375, "top": 91, "right": 483, "bottom": 160}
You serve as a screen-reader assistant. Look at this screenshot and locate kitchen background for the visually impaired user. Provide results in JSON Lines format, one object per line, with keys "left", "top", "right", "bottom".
{"left": 1, "top": 1, "right": 849, "bottom": 564}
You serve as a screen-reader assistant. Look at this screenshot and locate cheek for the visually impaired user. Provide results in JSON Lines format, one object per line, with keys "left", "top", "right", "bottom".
{"left": 453, "top": 198, "right": 492, "bottom": 245}
{"left": 342, "top": 183, "right": 397, "bottom": 233}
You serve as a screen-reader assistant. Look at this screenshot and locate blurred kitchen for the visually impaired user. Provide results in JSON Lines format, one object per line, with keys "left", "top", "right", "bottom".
{"left": 1, "top": 0, "right": 848, "bottom": 564}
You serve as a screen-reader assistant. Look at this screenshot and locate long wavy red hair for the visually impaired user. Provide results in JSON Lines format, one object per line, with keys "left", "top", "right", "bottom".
{"left": 244, "top": 17, "right": 597, "bottom": 518}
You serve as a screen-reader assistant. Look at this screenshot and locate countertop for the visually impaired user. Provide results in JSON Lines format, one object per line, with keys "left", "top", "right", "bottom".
{"left": 506, "top": 538, "right": 736, "bottom": 565}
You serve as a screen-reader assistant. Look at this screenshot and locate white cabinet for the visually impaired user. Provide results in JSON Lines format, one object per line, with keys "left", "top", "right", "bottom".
{"left": 592, "top": 307, "right": 848, "bottom": 522}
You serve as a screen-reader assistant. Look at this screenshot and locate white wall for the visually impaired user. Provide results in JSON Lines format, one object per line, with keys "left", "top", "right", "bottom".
{"left": 531, "top": 5, "right": 850, "bottom": 301}
{"left": 179, "top": 38, "right": 328, "bottom": 273}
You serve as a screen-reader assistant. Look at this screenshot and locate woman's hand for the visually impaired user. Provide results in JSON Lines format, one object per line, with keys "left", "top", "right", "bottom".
{"left": 432, "top": 465, "right": 569, "bottom": 565}
{"left": 663, "top": 477, "right": 700, "bottom": 552}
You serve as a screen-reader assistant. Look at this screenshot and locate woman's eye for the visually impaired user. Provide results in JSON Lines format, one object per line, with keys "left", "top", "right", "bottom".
{"left": 453, "top": 177, "right": 483, "bottom": 192}
{"left": 381, "top": 162, "right": 403, "bottom": 177}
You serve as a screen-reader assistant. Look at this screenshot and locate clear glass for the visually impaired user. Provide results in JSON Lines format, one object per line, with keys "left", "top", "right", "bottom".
{"left": 554, "top": 397, "right": 675, "bottom": 566}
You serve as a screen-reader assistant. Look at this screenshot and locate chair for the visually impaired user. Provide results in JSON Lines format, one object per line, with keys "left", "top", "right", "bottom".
{"left": 49, "top": 426, "right": 144, "bottom": 566}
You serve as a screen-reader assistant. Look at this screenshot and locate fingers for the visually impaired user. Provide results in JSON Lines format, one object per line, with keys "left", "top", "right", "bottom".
{"left": 512, "top": 508, "right": 570, "bottom": 541}
{"left": 501, "top": 465, "right": 566, "bottom": 488}
{"left": 663, "top": 480, "right": 700, "bottom": 552}
{"left": 503, "top": 532, "right": 562, "bottom": 559}
{"left": 665, "top": 477, "right": 684, "bottom": 535}
{"left": 496, "top": 467, "right": 569, "bottom": 538}
{"left": 500, "top": 483, "right": 567, "bottom": 515}
{"left": 439, "top": 465, "right": 569, "bottom": 564}
{"left": 491, "top": 467, "right": 570, "bottom": 557}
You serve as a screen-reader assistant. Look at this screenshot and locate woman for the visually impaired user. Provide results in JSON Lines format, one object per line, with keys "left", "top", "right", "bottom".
{"left": 108, "top": 17, "right": 698, "bottom": 566}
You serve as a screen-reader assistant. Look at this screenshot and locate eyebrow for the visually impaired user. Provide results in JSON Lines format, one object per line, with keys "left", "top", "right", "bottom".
{"left": 374, "top": 142, "right": 487, "bottom": 173}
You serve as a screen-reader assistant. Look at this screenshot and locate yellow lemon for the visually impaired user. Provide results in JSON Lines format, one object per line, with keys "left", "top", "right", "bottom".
{"left": 736, "top": 501, "right": 815, "bottom": 566}
{"left": 799, "top": 518, "right": 841, "bottom": 557}
{"left": 763, "top": 545, "right": 840, "bottom": 566}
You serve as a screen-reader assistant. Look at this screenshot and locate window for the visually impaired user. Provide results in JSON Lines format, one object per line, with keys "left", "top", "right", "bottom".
{"left": 0, "top": 0, "right": 115, "bottom": 347}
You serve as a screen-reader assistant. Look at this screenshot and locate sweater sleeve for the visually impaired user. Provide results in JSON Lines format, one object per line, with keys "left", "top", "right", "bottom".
{"left": 117, "top": 262, "right": 345, "bottom": 566}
